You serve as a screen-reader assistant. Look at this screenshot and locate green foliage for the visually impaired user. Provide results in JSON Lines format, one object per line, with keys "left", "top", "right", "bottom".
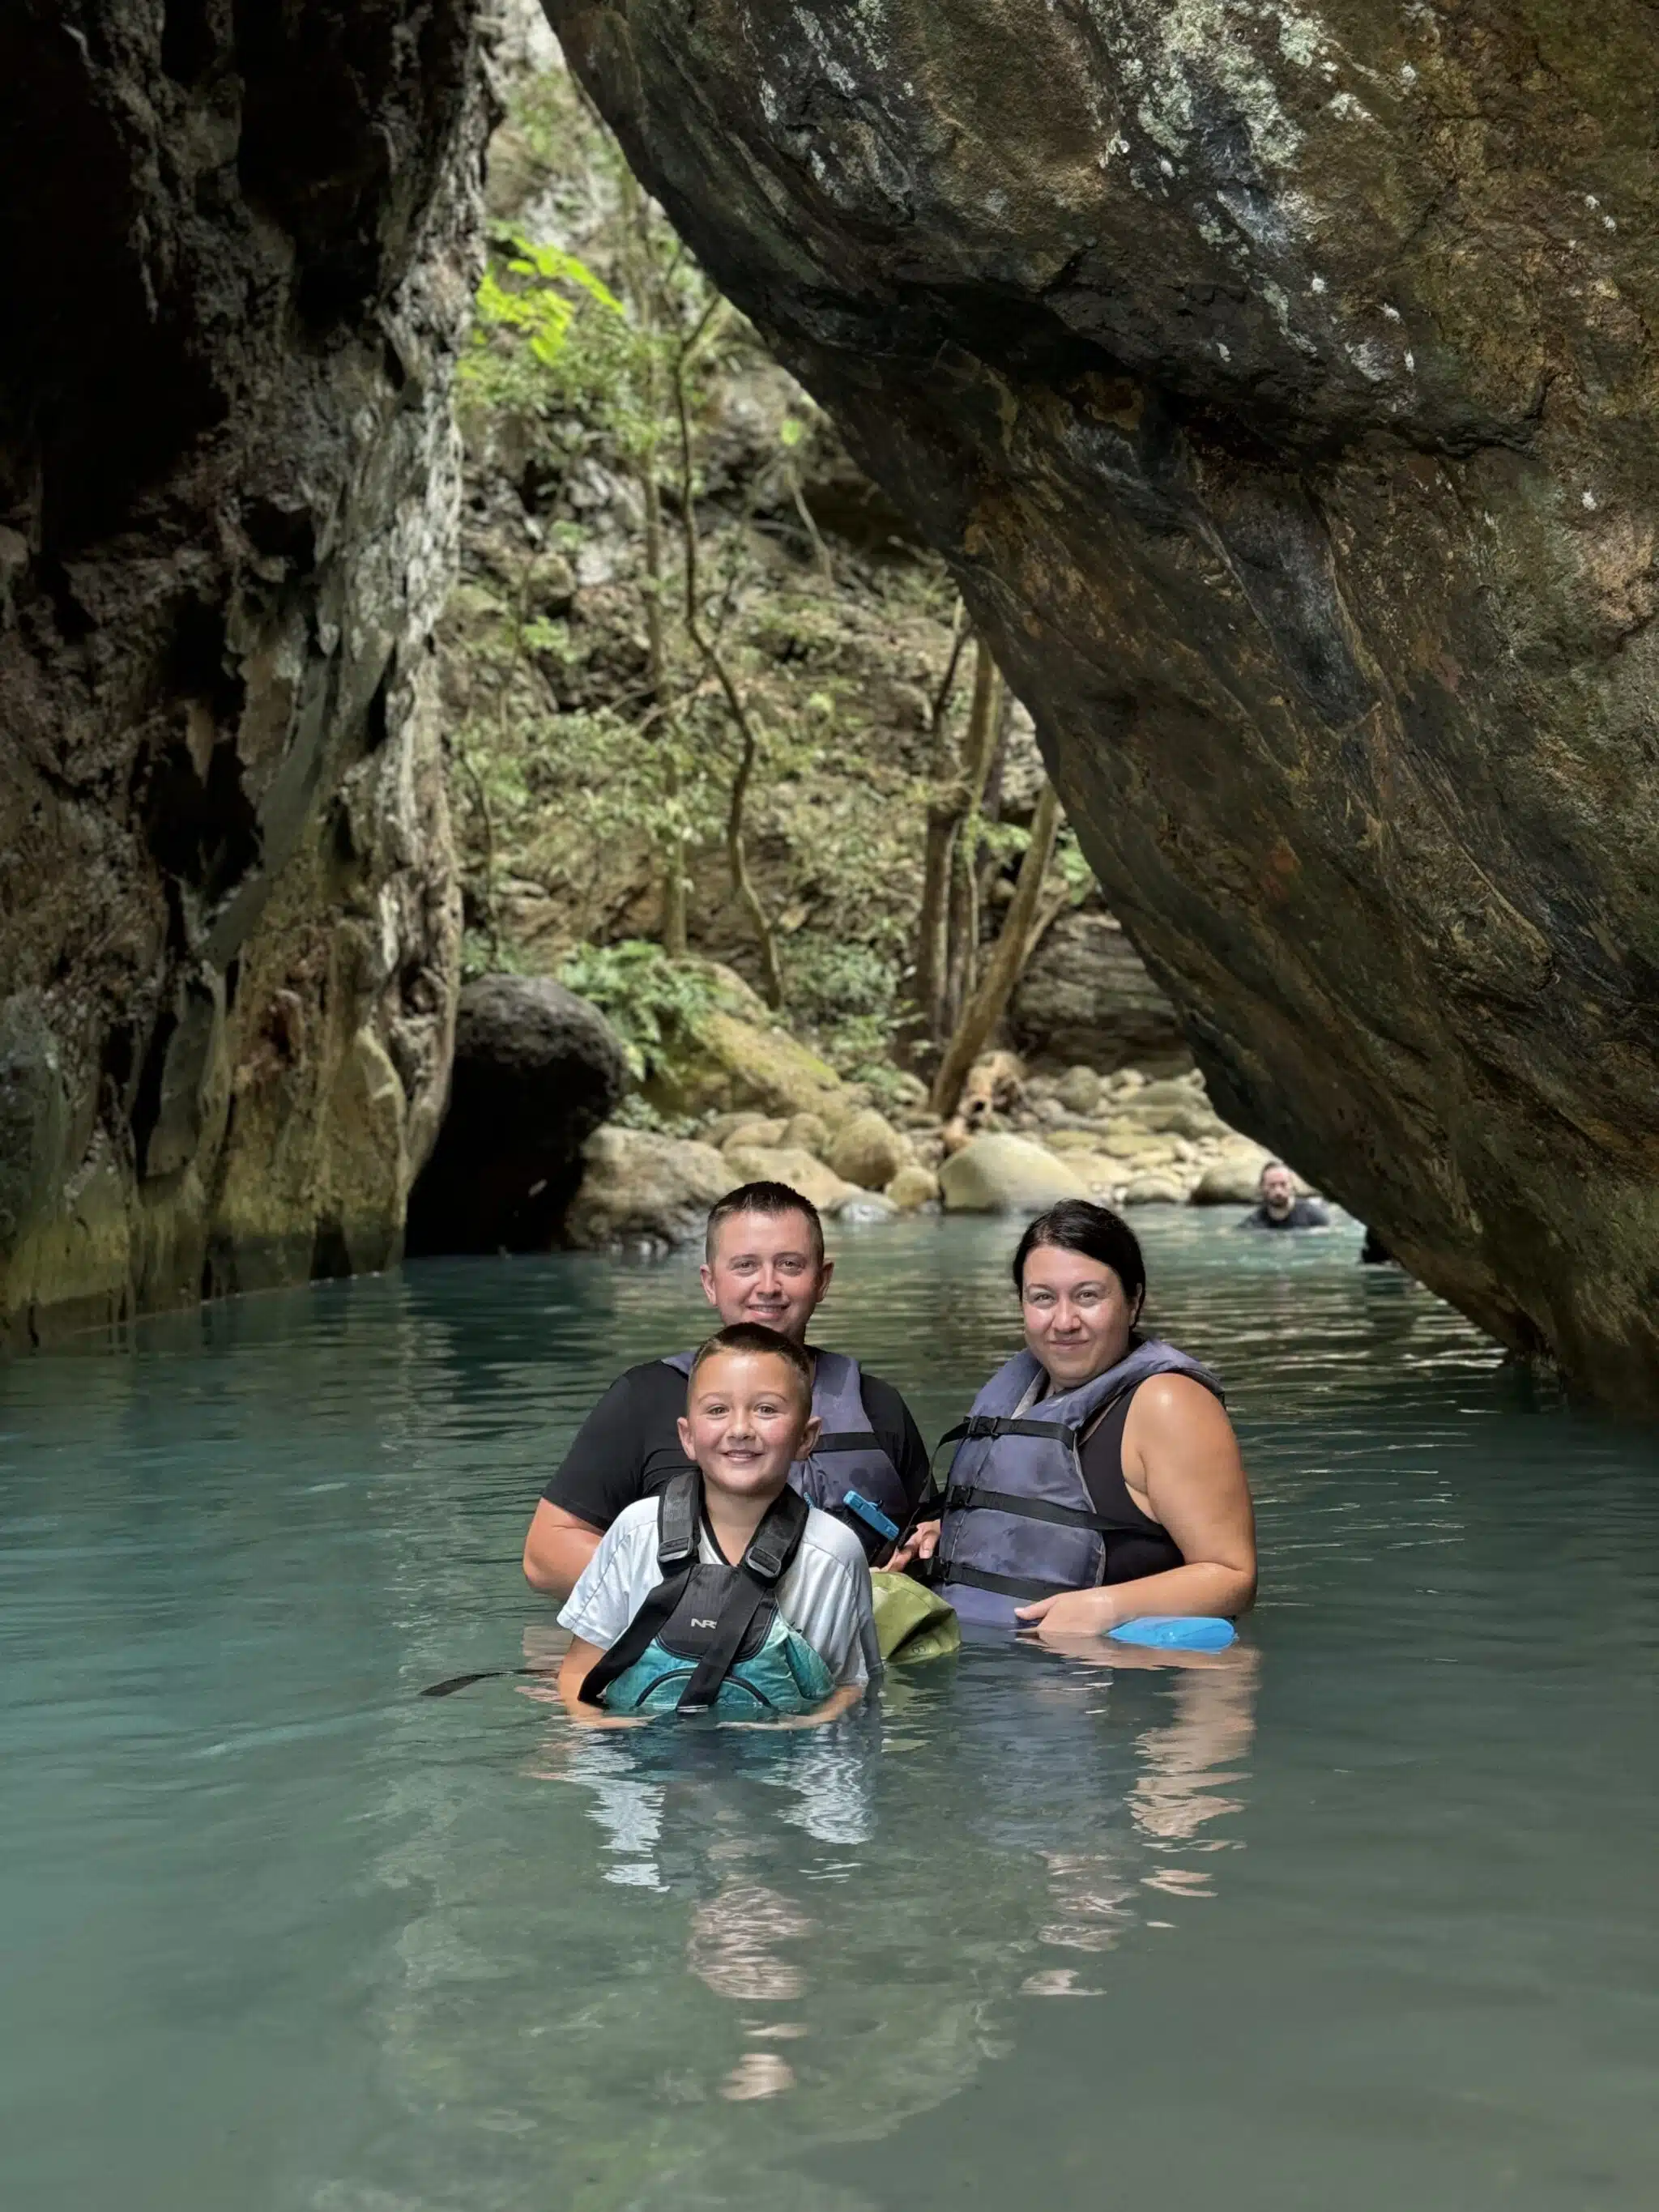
{"left": 459, "top": 225, "right": 636, "bottom": 428}
{"left": 445, "top": 59, "right": 1100, "bottom": 1107}
{"left": 783, "top": 931, "right": 907, "bottom": 1089}
{"left": 558, "top": 939, "right": 724, "bottom": 1083}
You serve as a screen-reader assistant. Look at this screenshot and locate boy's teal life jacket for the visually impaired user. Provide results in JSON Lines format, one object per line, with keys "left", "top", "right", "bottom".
{"left": 663, "top": 1347, "right": 906, "bottom": 1559}
{"left": 580, "top": 1469, "right": 835, "bottom": 1717}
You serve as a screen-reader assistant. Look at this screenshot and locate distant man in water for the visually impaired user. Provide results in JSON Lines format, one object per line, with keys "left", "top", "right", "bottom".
{"left": 1238, "top": 1161, "right": 1329, "bottom": 1232}
{"left": 522, "top": 1179, "right": 931, "bottom": 1601}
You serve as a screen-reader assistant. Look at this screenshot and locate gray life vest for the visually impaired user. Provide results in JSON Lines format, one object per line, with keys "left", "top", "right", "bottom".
{"left": 663, "top": 1346, "right": 907, "bottom": 1559}
{"left": 933, "top": 1336, "right": 1223, "bottom": 1629}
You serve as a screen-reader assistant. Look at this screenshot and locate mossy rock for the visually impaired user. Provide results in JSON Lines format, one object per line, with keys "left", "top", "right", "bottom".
{"left": 646, "top": 1004, "right": 853, "bottom": 1123}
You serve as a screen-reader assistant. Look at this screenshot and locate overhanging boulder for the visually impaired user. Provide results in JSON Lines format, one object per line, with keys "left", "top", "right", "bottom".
{"left": 547, "top": 0, "right": 1659, "bottom": 1407}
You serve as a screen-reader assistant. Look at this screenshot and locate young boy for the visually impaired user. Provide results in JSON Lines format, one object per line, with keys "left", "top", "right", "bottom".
{"left": 557, "top": 1323, "right": 881, "bottom": 1724}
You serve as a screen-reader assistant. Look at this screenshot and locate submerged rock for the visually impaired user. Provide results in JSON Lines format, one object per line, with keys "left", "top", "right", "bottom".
{"left": 0, "top": 1, "right": 491, "bottom": 1340}
{"left": 836, "top": 1191, "right": 898, "bottom": 1225}
{"left": 939, "top": 1135, "right": 1087, "bottom": 1216}
{"left": 564, "top": 1126, "right": 732, "bottom": 1254}
{"left": 549, "top": 0, "right": 1659, "bottom": 1402}
{"left": 405, "top": 978, "right": 625, "bottom": 1255}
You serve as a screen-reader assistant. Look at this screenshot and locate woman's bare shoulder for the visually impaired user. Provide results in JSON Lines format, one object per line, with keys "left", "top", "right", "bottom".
{"left": 1128, "top": 1372, "right": 1235, "bottom": 1435}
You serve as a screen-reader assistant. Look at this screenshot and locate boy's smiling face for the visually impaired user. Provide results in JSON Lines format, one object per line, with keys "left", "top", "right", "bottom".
{"left": 677, "top": 1349, "right": 820, "bottom": 1503}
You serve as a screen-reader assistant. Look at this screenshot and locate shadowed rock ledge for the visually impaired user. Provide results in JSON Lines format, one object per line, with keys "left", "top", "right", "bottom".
{"left": 545, "top": 0, "right": 1659, "bottom": 1407}
{"left": 0, "top": 2, "right": 491, "bottom": 1341}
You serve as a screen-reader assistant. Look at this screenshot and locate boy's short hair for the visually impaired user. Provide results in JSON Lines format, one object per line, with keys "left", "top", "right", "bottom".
{"left": 704, "top": 1181, "right": 825, "bottom": 1267}
{"left": 689, "top": 1323, "right": 814, "bottom": 1414}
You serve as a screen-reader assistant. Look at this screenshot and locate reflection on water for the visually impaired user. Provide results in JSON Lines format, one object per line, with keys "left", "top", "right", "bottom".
{"left": 5, "top": 1215, "right": 1659, "bottom": 2210}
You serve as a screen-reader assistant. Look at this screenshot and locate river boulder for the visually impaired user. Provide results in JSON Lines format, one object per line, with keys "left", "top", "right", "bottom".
{"left": 885, "top": 1164, "right": 941, "bottom": 1213}
{"left": 564, "top": 1125, "right": 733, "bottom": 1254}
{"left": 405, "top": 977, "right": 626, "bottom": 1255}
{"left": 1192, "top": 1153, "right": 1276, "bottom": 1207}
{"left": 939, "top": 1136, "right": 1087, "bottom": 1216}
{"left": 642, "top": 965, "right": 854, "bottom": 1124}
{"left": 720, "top": 1144, "right": 859, "bottom": 1216}
{"left": 826, "top": 1108, "right": 909, "bottom": 1192}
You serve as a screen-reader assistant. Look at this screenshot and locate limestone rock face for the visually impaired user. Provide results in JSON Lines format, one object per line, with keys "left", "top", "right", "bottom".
{"left": 1013, "top": 916, "right": 1191, "bottom": 1078}
{"left": 0, "top": 2, "right": 491, "bottom": 1340}
{"left": 547, "top": 0, "right": 1659, "bottom": 1404}
{"left": 405, "top": 976, "right": 625, "bottom": 1255}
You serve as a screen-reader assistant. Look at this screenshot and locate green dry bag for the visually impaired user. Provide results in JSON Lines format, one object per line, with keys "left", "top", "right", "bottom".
{"left": 870, "top": 1570, "right": 961, "bottom": 1663}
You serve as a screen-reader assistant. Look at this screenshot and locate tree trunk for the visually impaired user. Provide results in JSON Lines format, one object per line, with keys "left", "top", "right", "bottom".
{"left": 670, "top": 309, "right": 785, "bottom": 1006}
{"left": 931, "top": 781, "right": 1064, "bottom": 1119}
{"left": 897, "top": 604, "right": 970, "bottom": 1065}
{"left": 618, "top": 166, "right": 688, "bottom": 958}
{"left": 726, "top": 722, "right": 787, "bottom": 1008}
{"left": 941, "top": 637, "right": 1003, "bottom": 1034}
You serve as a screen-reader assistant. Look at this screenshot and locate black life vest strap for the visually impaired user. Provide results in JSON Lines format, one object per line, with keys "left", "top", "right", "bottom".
{"left": 937, "top": 1414, "right": 1077, "bottom": 1447}
{"left": 942, "top": 1483, "right": 1115, "bottom": 1533}
{"left": 811, "top": 1430, "right": 878, "bottom": 1453}
{"left": 678, "top": 1485, "right": 809, "bottom": 1711}
{"left": 936, "top": 1562, "right": 1068, "bottom": 1603}
{"left": 578, "top": 1471, "right": 703, "bottom": 1706}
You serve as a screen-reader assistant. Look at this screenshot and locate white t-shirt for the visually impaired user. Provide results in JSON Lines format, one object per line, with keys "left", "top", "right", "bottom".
{"left": 559, "top": 1494, "right": 882, "bottom": 1691}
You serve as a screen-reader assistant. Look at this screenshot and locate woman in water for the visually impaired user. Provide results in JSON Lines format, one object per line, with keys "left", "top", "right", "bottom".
{"left": 889, "top": 1200, "right": 1256, "bottom": 1637}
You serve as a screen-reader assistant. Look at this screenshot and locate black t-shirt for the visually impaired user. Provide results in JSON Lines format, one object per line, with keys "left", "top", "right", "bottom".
{"left": 1238, "top": 1198, "right": 1329, "bottom": 1231}
{"left": 543, "top": 1353, "right": 932, "bottom": 1532}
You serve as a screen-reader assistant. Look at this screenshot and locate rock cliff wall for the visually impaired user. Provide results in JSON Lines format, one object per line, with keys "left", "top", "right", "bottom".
{"left": 545, "top": 0, "right": 1659, "bottom": 1406}
{"left": 0, "top": 2, "right": 490, "bottom": 1341}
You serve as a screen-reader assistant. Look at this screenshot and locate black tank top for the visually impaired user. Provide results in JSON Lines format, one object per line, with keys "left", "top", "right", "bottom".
{"left": 1077, "top": 1380, "right": 1184, "bottom": 1586}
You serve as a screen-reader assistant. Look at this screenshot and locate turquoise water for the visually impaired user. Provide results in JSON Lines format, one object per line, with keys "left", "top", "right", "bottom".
{"left": 5, "top": 1213, "right": 1659, "bottom": 2210}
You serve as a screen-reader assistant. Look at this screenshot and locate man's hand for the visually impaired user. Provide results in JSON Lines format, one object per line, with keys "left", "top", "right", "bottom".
{"left": 884, "top": 1517, "right": 940, "bottom": 1575}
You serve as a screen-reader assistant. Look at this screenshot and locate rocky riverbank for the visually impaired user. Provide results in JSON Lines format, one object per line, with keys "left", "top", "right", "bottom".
{"left": 407, "top": 965, "right": 1288, "bottom": 1256}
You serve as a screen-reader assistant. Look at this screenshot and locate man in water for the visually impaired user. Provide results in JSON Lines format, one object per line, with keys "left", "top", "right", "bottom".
{"left": 1238, "top": 1160, "right": 1329, "bottom": 1232}
{"left": 522, "top": 1179, "right": 931, "bottom": 1600}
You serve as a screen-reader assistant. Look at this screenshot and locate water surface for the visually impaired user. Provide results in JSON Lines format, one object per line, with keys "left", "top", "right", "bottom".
{"left": 5, "top": 1213, "right": 1658, "bottom": 2210}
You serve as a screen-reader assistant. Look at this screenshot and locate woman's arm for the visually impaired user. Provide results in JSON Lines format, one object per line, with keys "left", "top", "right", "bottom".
{"left": 1016, "top": 1376, "right": 1256, "bottom": 1639}
{"left": 557, "top": 1636, "right": 644, "bottom": 1728}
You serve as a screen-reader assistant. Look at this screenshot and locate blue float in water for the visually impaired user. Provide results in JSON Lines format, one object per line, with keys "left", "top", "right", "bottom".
{"left": 1108, "top": 1615, "right": 1236, "bottom": 1652}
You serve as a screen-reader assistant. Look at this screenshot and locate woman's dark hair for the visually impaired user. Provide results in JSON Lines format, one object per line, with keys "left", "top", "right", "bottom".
{"left": 1012, "top": 1200, "right": 1146, "bottom": 1315}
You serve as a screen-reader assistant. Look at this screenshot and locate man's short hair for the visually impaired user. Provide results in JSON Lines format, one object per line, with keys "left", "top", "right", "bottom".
{"left": 704, "top": 1180, "right": 825, "bottom": 1266}
{"left": 689, "top": 1323, "right": 814, "bottom": 1413}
